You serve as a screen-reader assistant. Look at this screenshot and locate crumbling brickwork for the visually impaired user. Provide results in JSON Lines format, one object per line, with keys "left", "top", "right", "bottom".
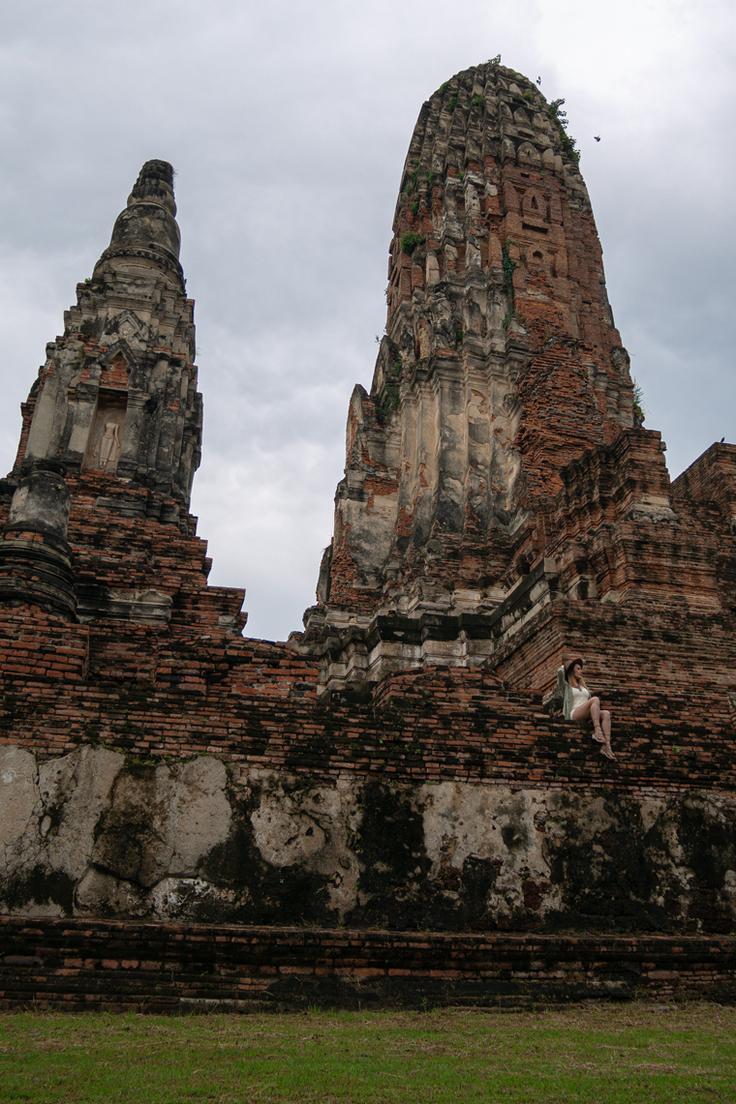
{"left": 3, "top": 919, "right": 735, "bottom": 1011}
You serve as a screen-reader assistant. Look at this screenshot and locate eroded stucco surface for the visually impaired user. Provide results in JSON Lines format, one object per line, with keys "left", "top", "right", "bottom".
{"left": 2, "top": 745, "right": 735, "bottom": 933}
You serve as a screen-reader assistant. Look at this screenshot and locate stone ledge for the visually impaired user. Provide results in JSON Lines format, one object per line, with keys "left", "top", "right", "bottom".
{"left": 1, "top": 917, "right": 735, "bottom": 1011}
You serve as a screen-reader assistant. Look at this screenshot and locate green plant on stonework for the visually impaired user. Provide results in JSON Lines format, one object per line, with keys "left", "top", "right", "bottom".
{"left": 471, "top": 94, "right": 485, "bottom": 110}
{"left": 560, "top": 131, "right": 580, "bottom": 164}
{"left": 376, "top": 348, "right": 403, "bottom": 419}
{"left": 379, "top": 380, "right": 400, "bottom": 419}
{"left": 403, "top": 168, "right": 420, "bottom": 195}
{"left": 405, "top": 168, "right": 434, "bottom": 205}
{"left": 413, "top": 172, "right": 435, "bottom": 216}
{"left": 502, "top": 243, "right": 516, "bottom": 285}
{"left": 126, "top": 753, "right": 159, "bottom": 769}
{"left": 400, "top": 231, "right": 426, "bottom": 255}
{"left": 447, "top": 93, "right": 458, "bottom": 111}
{"left": 502, "top": 242, "right": 516, "bottom": 311}
{"left": 548, "top": 98, "right": 567, "bottom": 125}
{"left": 501, "top": 243, "right": 516, "bottom": 331}
{"left": 547, "top": 97, "right": 581, "bottom": 165}
{"left": 454, "top": 324, "right": 463, "bottom": 347}
{"left": 632, "top": 380, "right": 645, "bottom": 425}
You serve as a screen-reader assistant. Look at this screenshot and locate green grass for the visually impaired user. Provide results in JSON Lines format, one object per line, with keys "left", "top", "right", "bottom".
{"left": 1, "top": 1003, "right": 735, "bottom": 1102}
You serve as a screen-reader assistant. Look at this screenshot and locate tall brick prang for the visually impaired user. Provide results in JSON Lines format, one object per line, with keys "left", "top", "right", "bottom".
{"left": 297, "top": 62, "right": 640, "bottom": 689}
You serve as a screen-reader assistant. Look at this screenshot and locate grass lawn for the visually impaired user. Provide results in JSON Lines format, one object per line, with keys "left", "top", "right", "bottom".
{"left": 1, "top": 1003, "right": 735, "bottom": 1103}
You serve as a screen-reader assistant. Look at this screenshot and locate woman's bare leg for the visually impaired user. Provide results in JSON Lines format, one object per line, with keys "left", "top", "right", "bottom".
{"left": 600, "top": 710, "right": 616, "bottom": 759}
{"left": 571, "top": 696, "right": 605, "bottom": 741}
{"left": 571, "top": 698, "right": 616, "bottom": 760}
{"left": 601, "top": 709, "right": 612, "bottom": 743}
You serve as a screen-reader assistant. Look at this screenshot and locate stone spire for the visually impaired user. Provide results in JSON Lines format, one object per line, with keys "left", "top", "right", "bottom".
{"left": 0, "top": 161, "right": 203, "bottom": 618}
{"left": 298, "top": 61, "right": 637, "bottom": 688}
{"left": 12, "top": 159, "right": 201, "bottom": 506}
{"left": 97, "top": 159, "right": 184, "bottom": 288}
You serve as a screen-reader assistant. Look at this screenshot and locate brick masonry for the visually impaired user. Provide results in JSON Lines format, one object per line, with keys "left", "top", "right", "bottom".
{"left": 2, "top": 917, "right": 735, "bottom": 1011}
{"left": 0, "top": 609, "right": 731, "bottom": 787}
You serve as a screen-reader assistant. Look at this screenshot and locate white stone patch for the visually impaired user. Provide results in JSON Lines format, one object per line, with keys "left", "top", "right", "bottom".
{"left": 39, "top": 745, "right": 124, "bottom": 880}
{"left": 249, "top": 769, "right": 362, "bottom": 918}
{"left": 0, "top": 747, "right": 40, "bottom": 857}
{"left": 419, "top": 782, "right": 587, "bottom": 920}
{"left": 91, "top": 755, "right": 232, "bottom": 889}
{"left": 150, "top": 876, "right": 238, "bottom": 920}
{"left": 166, "top": 757, "right": 232, "bottom": 875}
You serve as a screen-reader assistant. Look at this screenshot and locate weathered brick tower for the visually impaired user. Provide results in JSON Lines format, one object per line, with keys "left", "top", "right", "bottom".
{"left": 301, "top": 64, "right": 636, "bottom": 685}
{"left": 298, "top": 64, "right": 734, "bottom": 705}
{"left": 1, "top": 65, "right": 735, "bottom": 1011}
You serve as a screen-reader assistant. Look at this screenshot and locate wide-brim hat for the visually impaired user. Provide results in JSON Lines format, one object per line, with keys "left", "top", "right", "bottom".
{"left": 564, "top": 657, "right": 583, "bottom": 680}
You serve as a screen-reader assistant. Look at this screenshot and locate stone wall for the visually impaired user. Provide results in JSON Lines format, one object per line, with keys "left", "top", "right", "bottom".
{"left": 4, "top": 743, "right": 736, "bottom": 934}
{"left": 2, "top": 603, "right": 735, "bottom": 935}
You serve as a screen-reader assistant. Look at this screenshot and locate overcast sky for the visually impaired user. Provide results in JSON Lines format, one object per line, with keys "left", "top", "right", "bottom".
{"left": 1, "top": 0, "right": 733, "bottom": 640}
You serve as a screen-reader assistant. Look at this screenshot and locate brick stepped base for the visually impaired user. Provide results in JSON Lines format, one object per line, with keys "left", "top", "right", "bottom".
{"left": 2, "top": 917, "right": 735, "bottom": 1012}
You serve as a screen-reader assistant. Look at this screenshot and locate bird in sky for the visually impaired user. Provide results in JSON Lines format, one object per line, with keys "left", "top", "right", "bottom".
{"left": 594, "top": 135, "right": 601, "bottom": 142}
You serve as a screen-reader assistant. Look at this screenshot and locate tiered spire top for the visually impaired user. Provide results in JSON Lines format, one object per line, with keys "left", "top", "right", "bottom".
{"left": 11, "top": 160, "right": 201, "bottom": 515}
{"left": 97, "top": 158, "right": 183, "bottom": 285}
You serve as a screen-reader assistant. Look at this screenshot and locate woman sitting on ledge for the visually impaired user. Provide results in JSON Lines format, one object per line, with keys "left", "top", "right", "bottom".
{"left": 557, "top": 658, "right": 616, "bottom": 761}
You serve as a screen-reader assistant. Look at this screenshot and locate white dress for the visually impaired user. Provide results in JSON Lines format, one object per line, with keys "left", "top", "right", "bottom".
{"left": 570, "top": 685, "right": 590, "bottom": 715}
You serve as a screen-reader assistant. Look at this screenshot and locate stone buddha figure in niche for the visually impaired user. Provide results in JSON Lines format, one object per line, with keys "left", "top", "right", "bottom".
{"left": 98, "top": 421, "right": 122, "bottom": 471}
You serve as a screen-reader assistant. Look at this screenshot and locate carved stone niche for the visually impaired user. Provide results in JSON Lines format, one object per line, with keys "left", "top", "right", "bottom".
{"left": 521, "top": 189, "right": 550, "bottom": 234}
{"left": 83, "top": 390, "right": 127, "bottom": 474}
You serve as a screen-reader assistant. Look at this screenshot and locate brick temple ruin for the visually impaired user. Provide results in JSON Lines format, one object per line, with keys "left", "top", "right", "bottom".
{"left": 1, "top": 61, "right": 735, "bottom": 1010}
